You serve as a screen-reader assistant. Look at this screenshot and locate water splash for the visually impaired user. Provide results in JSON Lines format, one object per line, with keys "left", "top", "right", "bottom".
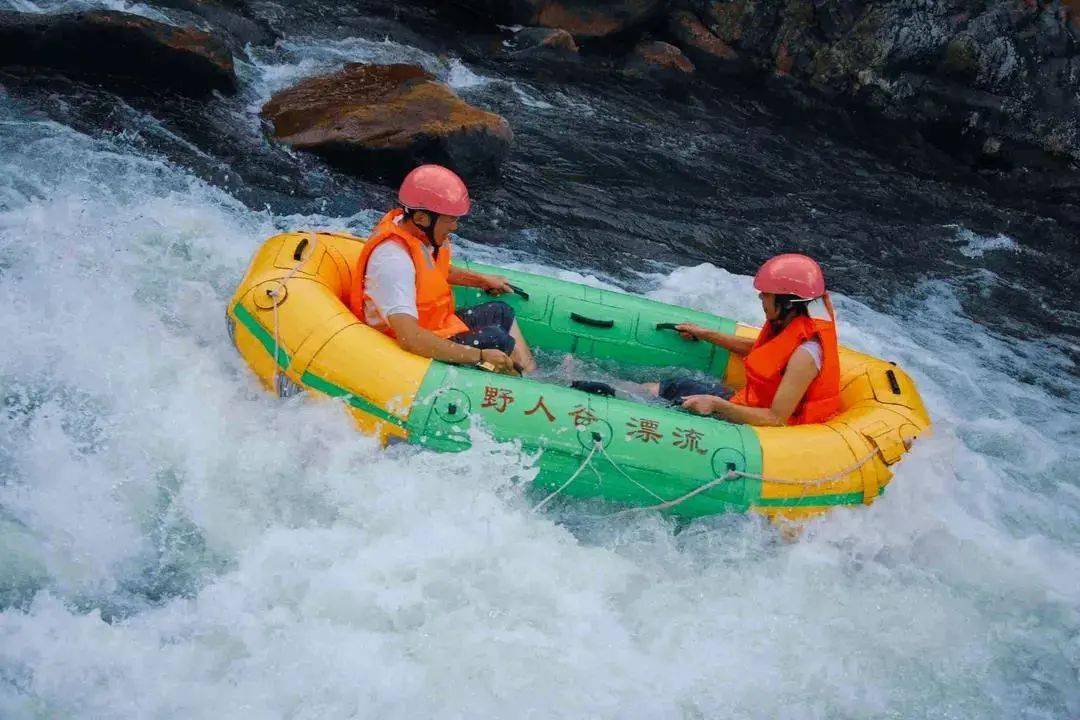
{"left": 0, "top": 56, "right": 1078, "bottom": 720}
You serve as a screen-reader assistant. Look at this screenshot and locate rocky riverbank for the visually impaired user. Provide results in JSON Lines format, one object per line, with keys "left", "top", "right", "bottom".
{"left": 3, "top": 0, "right": 1077, "bottom": 183}
{"left": 445, "top": 0, "right": 1080, "bottom": 174}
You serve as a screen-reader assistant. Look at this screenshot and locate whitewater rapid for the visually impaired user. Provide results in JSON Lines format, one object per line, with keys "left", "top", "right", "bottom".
{"left": 1, "top": 14, "right": 1078, "bottom": 719}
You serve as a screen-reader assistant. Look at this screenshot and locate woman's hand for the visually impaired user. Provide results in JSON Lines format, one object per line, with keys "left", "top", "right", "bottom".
{"left": 479, "top": 274, "right": 513, "bottom": 295}
{"left": 681, "top": 394, "right": 721, "bottom": 416}
{"left": 675, "top": 323, "right": 708, "bottom": 340}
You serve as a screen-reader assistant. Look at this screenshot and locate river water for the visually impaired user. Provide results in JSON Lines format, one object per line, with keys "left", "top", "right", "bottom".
{"left": 0, "top": 1, "right": 1078, "bottom": 717}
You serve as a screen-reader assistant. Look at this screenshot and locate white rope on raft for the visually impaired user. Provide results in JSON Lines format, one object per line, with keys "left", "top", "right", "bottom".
{"left": 606, "top": 447, "right": 884, "bottom": 517}
{"left": 265, "top": 232, "right": 319, "bottom": 395}
{"left": 531, "top": 440, "right": 602, "bottom": 513}
{"left": 270, "top": 291, "right": 282, "bottom": 392}
{"left": 597, "top": 442, "right": 667, "bottom": 503}
{"left": 531, "top": 437, "right": 883, "bottom": 517}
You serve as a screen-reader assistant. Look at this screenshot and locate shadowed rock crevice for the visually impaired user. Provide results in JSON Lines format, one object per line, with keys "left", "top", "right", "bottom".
{"left": 673, "top": 0, "right": 1080, "bottom": 169}
{"left": 0, "top": 10, "right": 236, "bottom": 95}
{"left": 441, "top": 0, "right": 1080, "bottom": 172}
{"left": 451, "top": 0, "right": 668, "bottom": 38}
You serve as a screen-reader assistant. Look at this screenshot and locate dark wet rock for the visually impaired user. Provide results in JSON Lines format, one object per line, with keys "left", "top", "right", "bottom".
{"left": 145, "top": 0, "right": 278, "bottom": 49}
{"left": 261, "top": 63, "right": 513, "bottom": 184}
{"left": 667, "top": 9, "right": 743, "bottom": 75}
{"left": 664, "top": 0, "right": 1080, "bottom": 169}
{"left": 505, "top": 26, "right": 581, "bottom": 61}
{"left": 622, "top": 39, "right": 696, "bottom": 80}
{"left": 0, "top": 10, "right": 236, "bottom": 95}
{"left": 450, "top": 0, "right": 666, "bottom": 39}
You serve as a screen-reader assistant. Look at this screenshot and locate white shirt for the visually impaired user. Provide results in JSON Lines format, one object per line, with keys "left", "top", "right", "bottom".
{"left": 363, "top": 241, "right": 422, "bottom": 325}
{"left": 796, "top": 340, "right": 823, "bottom": 372}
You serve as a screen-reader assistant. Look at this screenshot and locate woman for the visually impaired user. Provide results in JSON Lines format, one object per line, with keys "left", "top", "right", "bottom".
{"left": 648, "top": 253, "right": 840, "bottom": 426}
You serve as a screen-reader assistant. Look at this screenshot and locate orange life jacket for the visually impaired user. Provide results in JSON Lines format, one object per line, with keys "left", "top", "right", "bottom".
{"left": 730, "top": 314, "right": 841, "bottom": 425}
{"left": 349, "top": 209, "right": 469, "bottom": 339}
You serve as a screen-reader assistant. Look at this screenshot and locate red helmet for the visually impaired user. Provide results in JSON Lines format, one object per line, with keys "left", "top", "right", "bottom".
{"left": 753, "top": 253, "right": 826, "bottom": 300}
{"left": 398, "top": 164, "right": 471, "bottom": 217}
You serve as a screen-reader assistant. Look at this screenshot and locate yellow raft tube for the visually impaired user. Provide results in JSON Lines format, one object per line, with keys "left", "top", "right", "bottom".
{"left": 227, "top": 231, "right": 931, "bottom": 521}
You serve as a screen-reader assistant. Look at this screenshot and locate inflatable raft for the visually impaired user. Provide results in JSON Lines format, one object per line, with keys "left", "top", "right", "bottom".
{"left": 227, "top": 231, "right": 930, "bottom": 521}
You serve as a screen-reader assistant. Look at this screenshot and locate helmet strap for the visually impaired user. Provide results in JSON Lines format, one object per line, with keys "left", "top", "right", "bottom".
{"left": 773, "top": 295, "right": 812, "bottom": 327}
{"left": 404, "top": 208, "right": 441, "bottom": 255}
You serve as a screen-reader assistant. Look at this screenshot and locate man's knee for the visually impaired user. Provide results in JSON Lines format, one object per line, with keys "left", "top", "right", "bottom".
{"left": 481, "top": 327, "right": 516, "bottom": 354}
{"left": 461, "top": 301, "right": 516, "bottom": 333}
{"left": 486, "top": 301, "right": 516, "bottom": 332}
{"left": 451, "top": 326, "right": 516, "bottom": 354}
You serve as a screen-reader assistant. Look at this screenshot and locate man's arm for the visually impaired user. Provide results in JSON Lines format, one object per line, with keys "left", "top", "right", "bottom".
{"left": 386, "top": 314, "right": 516, "bottom": 373}
{"left": 448, "top": 266, "right": 513, "bottom": 294}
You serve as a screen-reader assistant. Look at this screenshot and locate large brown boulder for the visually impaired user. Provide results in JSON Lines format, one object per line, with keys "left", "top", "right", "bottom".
{"left": 507, "top": 26, "right": 581, "bottom": 59}
{"left": 453, "top": 0, "right": 665, "bottom": 39}
{"left": 622, "top": 40, "right": 696, "bottom": 81}
{"left": 667, "top": 9, "right": 742, "bottom": 75}
{"left": 0, "top": 10, "right": 236, "bottom": 95}
{"left": 261, "top": 64, "right": 513, "bottom": 184}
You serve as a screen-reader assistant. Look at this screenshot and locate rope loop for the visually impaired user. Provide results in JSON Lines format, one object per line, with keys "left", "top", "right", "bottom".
{"left": 607, "top": 447, "right": 884, "bottom": 517}
{"left": 531, "top": 439, "right": 602, "bottom": 513}
{"left": 529, "top": 436, "right": 884, "bottom": 519}
{"left": 266, "top": 232, "right": 318, "bottom": 396}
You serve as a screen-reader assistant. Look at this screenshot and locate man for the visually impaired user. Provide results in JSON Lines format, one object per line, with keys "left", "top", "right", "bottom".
{"left": 349, "top": 164, "right": 537, "bottom": 375}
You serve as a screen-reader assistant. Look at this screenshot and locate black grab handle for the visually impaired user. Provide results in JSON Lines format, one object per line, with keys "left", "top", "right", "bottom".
{"left": 655, "top": 322, "right": 699, "bottom": 341}
{"left": 570, "top": 312, "right": 615, "bottom": 329}
{"left": 885, "top": 369, "right": 902, "bottom": 395}
{"left": 486, "top": 283, "right": 530, "bottom": 300}
{"left": 293, "top": 238, "right": 309, "bottom": 261}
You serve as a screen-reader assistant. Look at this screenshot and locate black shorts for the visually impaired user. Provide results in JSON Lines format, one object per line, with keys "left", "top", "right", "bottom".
{"left": 658, "top": 376, "right": 733, "bottom": 404}
{"left": 450, "top": 301, "right": 517, "bottom": 354}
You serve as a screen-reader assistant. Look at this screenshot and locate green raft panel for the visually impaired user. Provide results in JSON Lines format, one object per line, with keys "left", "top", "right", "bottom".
{"left": 400, "top": 261, "right": 765, "bottom": 517}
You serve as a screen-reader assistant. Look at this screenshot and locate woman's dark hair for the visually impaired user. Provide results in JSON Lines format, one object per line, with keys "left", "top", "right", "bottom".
{"left": 775, "top": 293, "right": 811, "bottom": 319}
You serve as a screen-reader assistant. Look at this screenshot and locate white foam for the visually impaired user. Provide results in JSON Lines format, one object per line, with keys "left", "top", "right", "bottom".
{"left": 0, "top": 0, "right": 174, "bottom": 23}
{"left": 950, "top": 226, "right": 1021, "bottom": 258}
{"left": 510, "top": 83, "right": 556, "bottom": 110}
{"left": 0, "top": 97, "right": 1078, "bottom": 718}
{"left": 444, "top": 58, "right": 491, "bottom": 90}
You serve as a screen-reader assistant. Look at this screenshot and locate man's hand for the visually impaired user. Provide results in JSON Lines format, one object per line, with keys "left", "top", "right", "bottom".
{"left": 681, "top": 394, "right": 720, "bottom": 416}
{"left": 675, "top": 323, "right": 708, "bottom": 340}
{"left": 480, "top": 348, "right": 518, "bottom": 375}
{"left": 479, "top": 274, "right": 513, "bottom": 295}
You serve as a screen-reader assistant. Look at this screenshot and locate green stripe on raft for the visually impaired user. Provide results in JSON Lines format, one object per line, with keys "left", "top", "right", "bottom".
{"left": 300, "top": 371, "right": 407, "bottom": 429}
{"left": 233, "top": 302, "right": 291, "bottom": 369}
{"left": 231, "top": 302, "right": 407, "bottom": 429}
{"left": 755, "top": 487, "right": 886, "bottom": 508}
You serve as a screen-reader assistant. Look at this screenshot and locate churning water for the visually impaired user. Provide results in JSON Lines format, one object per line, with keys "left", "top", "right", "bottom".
{"left": 0, "top": 6, "right": 1078, "bottom": 718}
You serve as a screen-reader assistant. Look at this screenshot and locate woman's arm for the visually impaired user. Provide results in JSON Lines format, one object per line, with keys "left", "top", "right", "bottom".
{"left": 682, "top": 349, "right": 820, "bottom": 426}
{"left": 676, "top": 323, "right": 756, "bottom": 357}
